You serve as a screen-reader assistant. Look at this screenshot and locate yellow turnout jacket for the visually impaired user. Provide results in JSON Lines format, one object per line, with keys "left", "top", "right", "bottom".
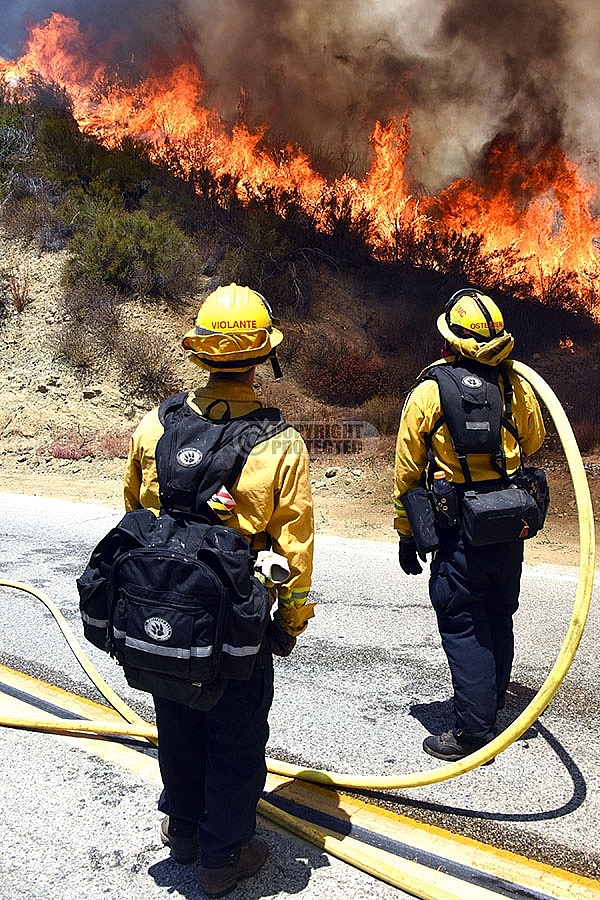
{"left": 394, "top": 352, "right": 545, "bottom": 537}
{"left": 123, "top": 377, "right": 315, "bottom": 636}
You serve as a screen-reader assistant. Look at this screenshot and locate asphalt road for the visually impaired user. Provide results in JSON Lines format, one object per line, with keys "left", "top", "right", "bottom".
{"left": 1, "top": 492, "right": 599, "bottom": 899}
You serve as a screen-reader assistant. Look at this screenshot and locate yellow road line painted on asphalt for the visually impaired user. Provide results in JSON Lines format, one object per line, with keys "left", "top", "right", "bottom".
{"left": 260, "top": 795, "right": 504, "bottom": 900}
{"left": 263, "top": 776, "right": 600, "bottom": 900}
{"left": 0, "top": 664, "right": 160, "bottom": 784}
{"left": 2, "top": 664, "right": 599, "bottom": 899}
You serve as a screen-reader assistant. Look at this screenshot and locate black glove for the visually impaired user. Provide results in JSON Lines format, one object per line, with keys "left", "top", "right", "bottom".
{"left": 398, "top": 536, "right": 426, "bottom": 575}
{"left": 267, "top": 615, "right": 297, "bottom": 657}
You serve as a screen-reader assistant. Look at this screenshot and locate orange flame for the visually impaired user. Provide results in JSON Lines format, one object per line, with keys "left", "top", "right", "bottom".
{"left": 2, "top": 12, "right": 599, "bottom": 305}
{"left": 429, "top": 136, "right": 599, "bottom": 273}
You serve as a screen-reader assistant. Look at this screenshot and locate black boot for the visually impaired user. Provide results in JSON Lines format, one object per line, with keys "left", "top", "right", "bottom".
{"left": 423, "top": 729, "right": 494, "bottom": 763}
{"left": 160, "top": 815, "right": 199, "bottom": 863}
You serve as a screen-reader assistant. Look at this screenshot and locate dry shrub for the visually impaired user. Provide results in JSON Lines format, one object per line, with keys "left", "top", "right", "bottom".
{"left": 63, "top": 280, "right": 122, "bottom": 337}
{"left": 276, "top": 323, "right": 306, "bottom": 368}
{"left": 53, "top": 327, "right": 97, "bottom": 373}
{"left": 115, "top": 327, "right": 183, "bottom": 404}
{"left": 374, "top": 304, "right": 442, "bottom": 362}
{"left": 95, "top": 428, "right": 132, "bottom": 459}
{"left": 1, "top": 193, "right": 72, "bottom": 251}
{"left": 46, "top": 426, "right": 132, "bottom": 460}
{"left": 3, "top": 262, "right": 31, "bottom": 312}
{"left": 1, "top": 195, "right": 50, "bottom": 243}
{"left": 360, "top": 393, "right": 404, "bottom": 435}
{"left": 573, "top": 418, "right": 600, "bottom": 455}
{"left": 300, "top": 334, "right": 388, "bottom": 406}
{"left": 55, "top": 281, "right": 123, "bottom": 372}
{"left": 47, "top": 426, "right": 94, "bottom": 459}
{"left": 0, "top": 290, "right": 9, "bottom": 329}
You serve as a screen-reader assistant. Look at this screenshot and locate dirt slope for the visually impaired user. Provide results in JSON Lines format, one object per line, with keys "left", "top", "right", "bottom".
{"left": 0, "top": 230, "right": 598, "bottom": 566}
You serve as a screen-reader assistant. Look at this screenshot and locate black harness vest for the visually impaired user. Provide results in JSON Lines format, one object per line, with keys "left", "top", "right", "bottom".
{"left": 421, "top": 361, "right": 521, "bottom": 486}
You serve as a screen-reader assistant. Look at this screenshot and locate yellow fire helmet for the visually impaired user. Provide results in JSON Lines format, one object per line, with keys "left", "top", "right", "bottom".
{"left": 436, "top": 288, "right": 514, "bottom": 364}
{"left": 182, "top": 283, "right": 284, "bottom": 376}
{"left": 437, "top": 288, "right": 506, "bottom": 343}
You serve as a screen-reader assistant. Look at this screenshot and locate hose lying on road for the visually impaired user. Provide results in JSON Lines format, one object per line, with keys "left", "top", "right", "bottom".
{"left": 0, "top": 577, "right": 158, "bottom": 744}
{"left": 266, "top": 360, "right": 596, "bottom": 787}
{"left": 0, "top": 362, "right": 594, "bottom": 787}
{"left": 0, "top": 361, "right": 595, "bottom": 900}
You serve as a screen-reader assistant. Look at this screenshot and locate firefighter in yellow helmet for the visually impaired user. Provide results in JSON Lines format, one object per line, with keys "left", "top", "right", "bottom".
{"left": 394, "top": 288, "right": 545, "bottom": 762}
{"left": 181, "top": 282, "right": 284, "bottom": 375}
{"left": 123, "top": 283, "right": 314, "bottom": 895}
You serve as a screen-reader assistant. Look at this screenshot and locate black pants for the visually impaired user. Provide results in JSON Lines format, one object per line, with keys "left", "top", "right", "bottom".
{"left": 153, "top": 649, "right": 274, "bottom": 866}
{"left": 429, "top": 531, "right": 523, "bottom": 744}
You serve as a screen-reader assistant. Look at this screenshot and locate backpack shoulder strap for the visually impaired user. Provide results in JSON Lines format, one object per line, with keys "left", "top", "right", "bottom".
{"left": 497, "top": 366, "right": 520, "bottom": 444}
{"left": 221, "top": 407, "right": 289, "bottom": 490}
{"left": 158, "top": 391, "right": 189, "bottom": 427}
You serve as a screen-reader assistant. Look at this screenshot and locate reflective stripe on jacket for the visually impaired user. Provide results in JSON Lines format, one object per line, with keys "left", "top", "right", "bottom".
{"left": 123, "top": 377, "right": 315, "bottom": 636}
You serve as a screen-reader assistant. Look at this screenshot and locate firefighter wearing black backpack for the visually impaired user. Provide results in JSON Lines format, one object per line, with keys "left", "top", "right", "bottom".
{"left": 123, "top": 284, "right": 314, "bottom": 896}
{"left": 394, "top": 288, "right": 545, "bottom": 762}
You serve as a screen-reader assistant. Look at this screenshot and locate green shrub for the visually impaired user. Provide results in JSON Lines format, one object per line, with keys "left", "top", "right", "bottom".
{"left": 64, "top": 209, "right": 199, "bottom": 300}
{"left": 220, "top": 207, "right": 316, "bottom": 315}
{"left": 0, "top": 121, "right": 29, "bottom": 171}
{"left": 32, "top": 105, "right": 109, "bottom": 190}
{"left": 0, "top": 91, "right": 32, "bottom": 176}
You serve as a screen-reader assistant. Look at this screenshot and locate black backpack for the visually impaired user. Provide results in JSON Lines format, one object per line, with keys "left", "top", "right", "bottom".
{"left": 77, "top": 393, "right": 289, "bottom": 709}
{"left": 421, "top": 361, "right": 549, "bottom": 544}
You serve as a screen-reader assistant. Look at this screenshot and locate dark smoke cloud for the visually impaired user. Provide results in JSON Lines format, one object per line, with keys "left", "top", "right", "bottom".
{"left": 3, "top": 0, "right": 600, "bottom": 188}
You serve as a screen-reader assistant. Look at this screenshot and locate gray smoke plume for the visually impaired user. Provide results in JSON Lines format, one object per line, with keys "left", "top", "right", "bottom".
{"left": 3, "top": 0, "right": 600, "bottom": 189}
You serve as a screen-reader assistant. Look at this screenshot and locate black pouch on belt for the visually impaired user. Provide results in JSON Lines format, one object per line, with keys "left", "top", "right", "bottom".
{"left": 510, "top": 466, "right": 550, "bottom": 532}
{"left": 462, "top": 486, "right": 541, "bottom": 546}
{"left": 401, "top": 487, "right": 440, "bottom": 554}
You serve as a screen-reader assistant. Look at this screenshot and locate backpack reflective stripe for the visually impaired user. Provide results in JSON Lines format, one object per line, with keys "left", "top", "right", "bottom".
{"left": 77, "top": 393, "right": 289, "bottom": 709}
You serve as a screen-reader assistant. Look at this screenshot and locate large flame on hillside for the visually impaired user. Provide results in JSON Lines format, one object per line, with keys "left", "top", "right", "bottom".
{"left": 2, "top": 13, "right": 600, "bottom": 306}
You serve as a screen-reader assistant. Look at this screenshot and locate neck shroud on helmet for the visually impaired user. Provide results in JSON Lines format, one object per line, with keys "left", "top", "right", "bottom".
{"left": 437, "top": 288, "right": 514, "bottom": 366}
{"left": 182, "top": 283, "right": 283, "bottom": 376}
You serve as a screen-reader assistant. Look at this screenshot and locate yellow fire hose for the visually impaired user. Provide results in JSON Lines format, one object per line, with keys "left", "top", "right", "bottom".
{"left": 265, "top": 359, "right": 596, "bottom": 788}
{"left": 0, "top": 577, "right": 158, "bottom": 744}
{"left": 0, "top": 362, "right": 592, "bottom": 772}
{"left": 0, "top": 360, "right": 595, "bottom": 898}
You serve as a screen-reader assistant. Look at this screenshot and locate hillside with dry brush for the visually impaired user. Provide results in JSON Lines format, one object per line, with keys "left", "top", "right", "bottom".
{"left": 1, "top": 227, "right": 599, "bottom": 567}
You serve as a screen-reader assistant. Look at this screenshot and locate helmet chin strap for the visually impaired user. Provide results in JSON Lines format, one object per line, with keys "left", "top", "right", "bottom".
{"left": 270, "top": 352, "right": 283, "bottom": 379}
